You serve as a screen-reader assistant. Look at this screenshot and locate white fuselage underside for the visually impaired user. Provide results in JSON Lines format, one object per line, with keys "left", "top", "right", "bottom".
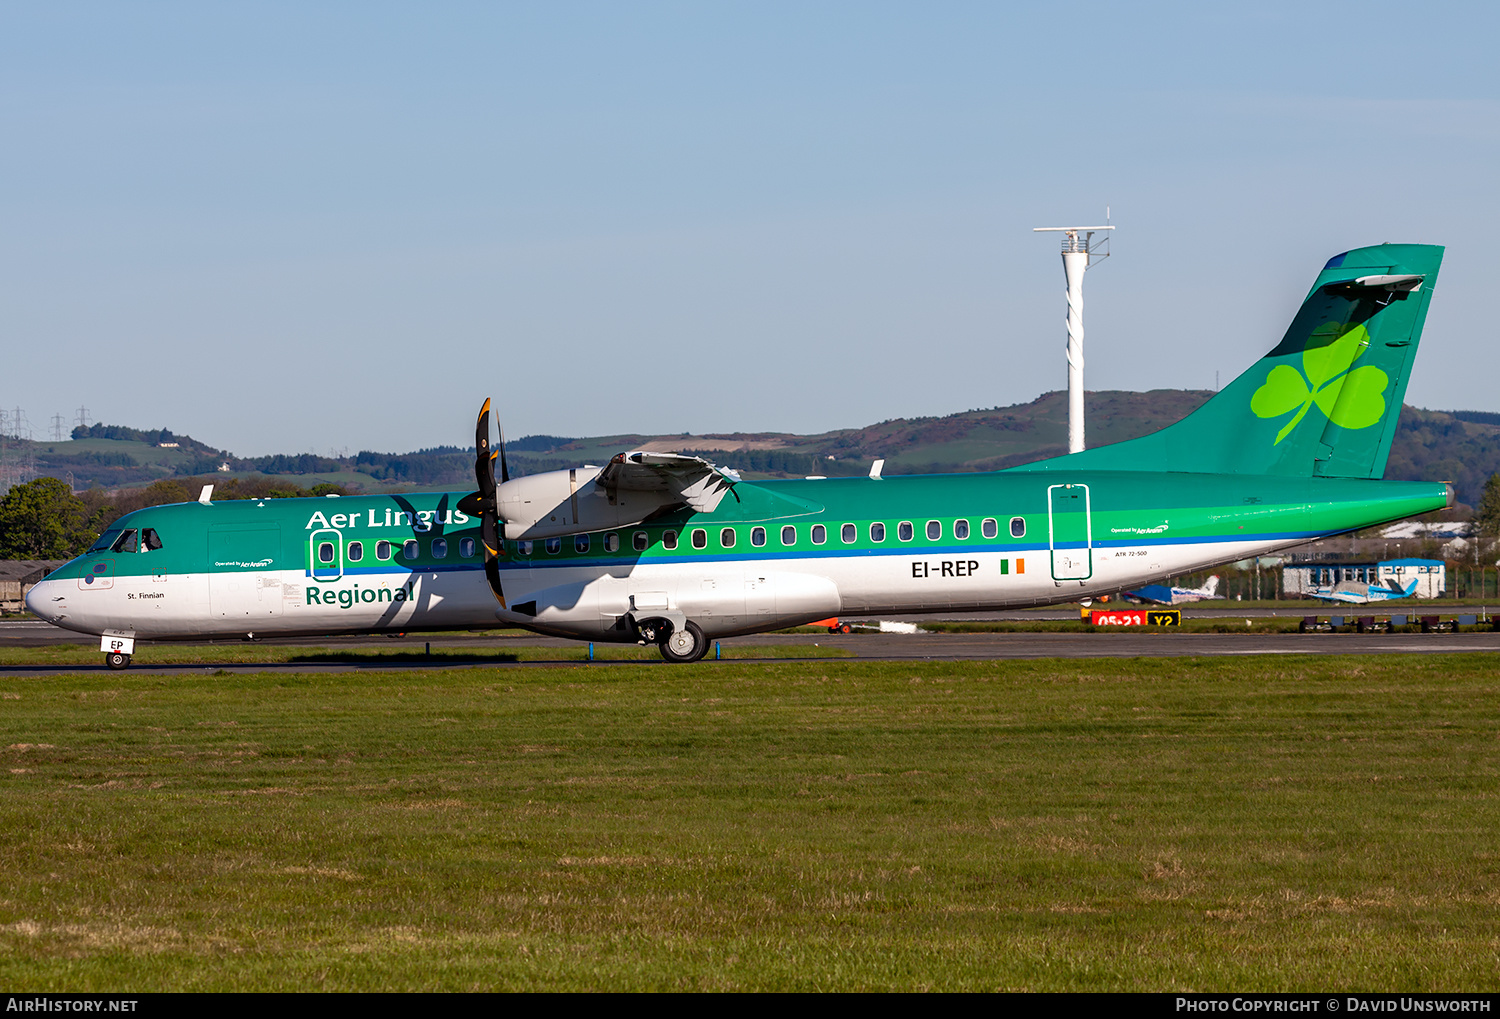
{"left": 30, "top": 536, "right": 1288, "bottom": 642}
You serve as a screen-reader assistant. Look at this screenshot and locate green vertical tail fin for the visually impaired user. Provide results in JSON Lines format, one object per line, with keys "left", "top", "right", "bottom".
{"left": 1008, "top": 243, "right": 1444, "bottom": 478}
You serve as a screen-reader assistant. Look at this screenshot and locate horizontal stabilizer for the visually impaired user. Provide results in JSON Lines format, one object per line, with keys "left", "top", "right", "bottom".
{"left": 1345, "top": 274, "right": 1424, "bottom": 292}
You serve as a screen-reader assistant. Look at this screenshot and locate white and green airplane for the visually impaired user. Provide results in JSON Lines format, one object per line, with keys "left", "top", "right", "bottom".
{"left": 27, "top": 242, "right": 1453, "bottom": 667}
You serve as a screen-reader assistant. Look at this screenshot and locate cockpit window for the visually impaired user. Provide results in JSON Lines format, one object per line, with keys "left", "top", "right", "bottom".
{"left": 88, "top": 530, "right": 122, "bottom": 554}
{"left": 141, "top": 528, "right": 163, "bottom": 551}
{"left": 111, "top": 529, "right": 139, "bottom": 554}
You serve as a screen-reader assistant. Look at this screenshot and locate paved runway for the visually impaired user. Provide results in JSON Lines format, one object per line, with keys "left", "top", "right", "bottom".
{"left": 849, "top": 606, "right": 1494, "bottom": 622}
{"left": 3, "top": 619, "right": 1498, "bottom": 676}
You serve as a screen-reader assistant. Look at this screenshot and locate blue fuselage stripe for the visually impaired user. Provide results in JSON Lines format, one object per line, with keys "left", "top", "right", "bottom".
{"left": 303, "top": 529, "right": 1316, "bottom": 578}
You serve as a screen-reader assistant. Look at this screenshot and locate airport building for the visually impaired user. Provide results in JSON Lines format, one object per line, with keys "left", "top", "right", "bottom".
{"left": 1281, "top": 557, "right": 1446, "bottom": 598}
{"left": 0, "top": 561, "right": 66, "bottom": 613}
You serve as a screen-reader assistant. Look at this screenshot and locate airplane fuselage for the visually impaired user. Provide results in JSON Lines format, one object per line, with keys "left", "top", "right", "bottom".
{"left": 25, "top": 241, "right": 1454, "bottom": 664}
{"left": 26, "top": 469, "right": 1450, "bottom": 645}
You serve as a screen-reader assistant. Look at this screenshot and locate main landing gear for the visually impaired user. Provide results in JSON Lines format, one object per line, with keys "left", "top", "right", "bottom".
{"left": 105, "top": 652, "right": 131, "bottom": 670}
{"left": 635, "top": 617, "right": 709, "bottom": 663}
{"left": 659, "top": 620, "right": 708, "bottom": 664}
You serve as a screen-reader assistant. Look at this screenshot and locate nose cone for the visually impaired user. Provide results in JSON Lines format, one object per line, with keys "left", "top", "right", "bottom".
{"left": 24, "top": 579, "right": 63, "bottom": 623}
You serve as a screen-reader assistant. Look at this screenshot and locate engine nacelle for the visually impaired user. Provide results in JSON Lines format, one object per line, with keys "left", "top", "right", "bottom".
{"left": 498, "top": 466, "right": 679, "bottom": 540}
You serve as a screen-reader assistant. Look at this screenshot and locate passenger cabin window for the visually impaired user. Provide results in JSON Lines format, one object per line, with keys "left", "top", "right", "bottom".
{"left": 546, "top": 538, "right": 561, "bottom": 554}
{"left": 926, "top": 520, "right": 941, "bottom": 540}
{"left": 811, "top": 524, "right": 826, "bottom": 545}
{"left": 982, "top": 518, "right": 998, "bottom": 539}
{"left": 781, "top": 525, "right": 796, "bottom": 545}
{"left": 663, "top": 530, "right": 678, "bottom": 550}
{"left": 954, "top": 519, "right": 969, "bottom": 540}
{"left": 605, "top": 533, "right": 620, "bottom": 553}
{"left": 347, "top": 541, "right": 363, "bottom": 562}
{"left": 402, "top": 539, "right": 419, "bottom": 560}
{"left": 459, "top": 538, "right": 475, "bottom": 558}
{"left": 1010, "top": 516, "right": 1026, "bottom": 538}
{"left": 633, "top": 531, "right": 648, "bottom": 552}
{"left": 518, "top": 540, "right": 532, "bottom": 556}
{"left": 721, "top": 527, "right": 736, "bottom": 548}
{"left": 432, "top": 538, "right": 447, "bottom": 559}
{"left": 319, "top": 542, "right": 336, "bottom": 564}
{"left": 751, "top": 526, "right": 766, "bottom": 547}
{"left": 377, "top": 540, "right": 392, "bottom": 561}
{"left": 141, "top": 528, "right": 163, "bottom": 551}
{"left": 898, "top": 522, "right": 913, "bottom": 542}
{"left": 870, "top": 522, "right": 885, "bottom": 542}
{"left": 841, "top": 523, "right": 856, "bottom": 544}
{"left": 574, "top": 534, "right": 590, "bottom": 554}
{"left": 111, "top": 529, "right": 139, "bottom": 554}
{"left": 691, "top": 529, "right": 707, "bottom": 550}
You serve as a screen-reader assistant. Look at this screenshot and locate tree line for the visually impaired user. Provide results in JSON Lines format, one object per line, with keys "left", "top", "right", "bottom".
{"left": 70, "top": 422, "right": 223, "bottom": 456}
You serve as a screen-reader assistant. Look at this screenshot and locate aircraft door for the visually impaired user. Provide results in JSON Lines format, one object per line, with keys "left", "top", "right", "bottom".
{"left": 207, "top": 524, "right": 285, "bottom": 621}
{"left": 1047, "top": 484, "right": 1093, "bottom": 581}
{"left": 308, "top": 528, "right": 343, "bottom": 583}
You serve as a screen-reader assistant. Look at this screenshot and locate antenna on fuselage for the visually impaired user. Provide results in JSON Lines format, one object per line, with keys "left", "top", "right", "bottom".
{"left": 198, "top": 485, "right": 214, "bottom": 505}
{"left": 1033, "top": 213, "right": 1114, "bottom": 454}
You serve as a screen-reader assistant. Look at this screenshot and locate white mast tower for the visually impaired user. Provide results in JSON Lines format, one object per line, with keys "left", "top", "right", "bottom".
{"left": 1033, "top": 217, "right": 1114, "bottom": 454}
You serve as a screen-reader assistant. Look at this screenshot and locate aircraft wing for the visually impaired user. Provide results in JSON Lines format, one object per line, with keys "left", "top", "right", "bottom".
{"left": 1167, "top": 587, "right": 1213, "bottom": 604}
{"left": 1312, "top": 585, "right": 1371, "bottom": 604}
{"left": 596, "top": 452, "right": 743, "bottom": 513}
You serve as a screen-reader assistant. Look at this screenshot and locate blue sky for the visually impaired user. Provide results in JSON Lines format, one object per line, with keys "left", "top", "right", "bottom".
{"left": 3, "top": 2, "right": 1497, "bottom": 456}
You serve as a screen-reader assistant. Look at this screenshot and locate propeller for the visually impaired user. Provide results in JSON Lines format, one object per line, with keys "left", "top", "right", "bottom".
{"left": 457, "top": 398, "right": 507, "bottom": 608}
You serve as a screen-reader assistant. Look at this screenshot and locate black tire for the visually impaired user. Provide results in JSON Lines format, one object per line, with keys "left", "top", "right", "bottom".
{"left": 839, "top": 623, "right": 852, "bottom": 634}
{"left": 659, "top": 620, "right": 708, "bottom": 663}
{"left": 105, "top": 652, "right": 131, "bottom": 671}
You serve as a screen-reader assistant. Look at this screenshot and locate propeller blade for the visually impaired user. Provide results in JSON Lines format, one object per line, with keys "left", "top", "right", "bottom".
{"left": 480, "top": 453, "right": 501, "bottom": 557}
{"left": 475, "top": 397, "right": 493, "bottom": 493}
{"left": 461, "top": 399, "right": 507, "bottom": 608}
{"left": 498, "top": 425, "right": 510, "bottom": 484}
{"left": 485, "top": 558, "right": 506, "bottom": 607}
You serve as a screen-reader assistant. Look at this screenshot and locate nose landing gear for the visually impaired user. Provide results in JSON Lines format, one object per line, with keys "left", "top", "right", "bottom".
{"left": 105, "top": 652, "right": 131, "bottom": 670}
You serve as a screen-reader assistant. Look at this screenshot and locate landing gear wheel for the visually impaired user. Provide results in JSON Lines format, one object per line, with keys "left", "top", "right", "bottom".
{"left": 105, "top": 652, "right": 131, "bottom": 671}
{"left": 659, "top": 621, "right": 708, "bottom": 663}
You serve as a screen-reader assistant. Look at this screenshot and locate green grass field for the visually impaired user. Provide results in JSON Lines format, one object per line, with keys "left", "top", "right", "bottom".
{"left": 3, "top": 654, "right": 1499, "bottom": 991}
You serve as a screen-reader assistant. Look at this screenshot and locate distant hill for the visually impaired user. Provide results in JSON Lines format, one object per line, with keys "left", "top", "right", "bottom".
{"left": 6, "top": 392, "right": 1499, "bottom": 510}
{"left": 499, "top": 390, "right": 1500, "bottom": 509}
